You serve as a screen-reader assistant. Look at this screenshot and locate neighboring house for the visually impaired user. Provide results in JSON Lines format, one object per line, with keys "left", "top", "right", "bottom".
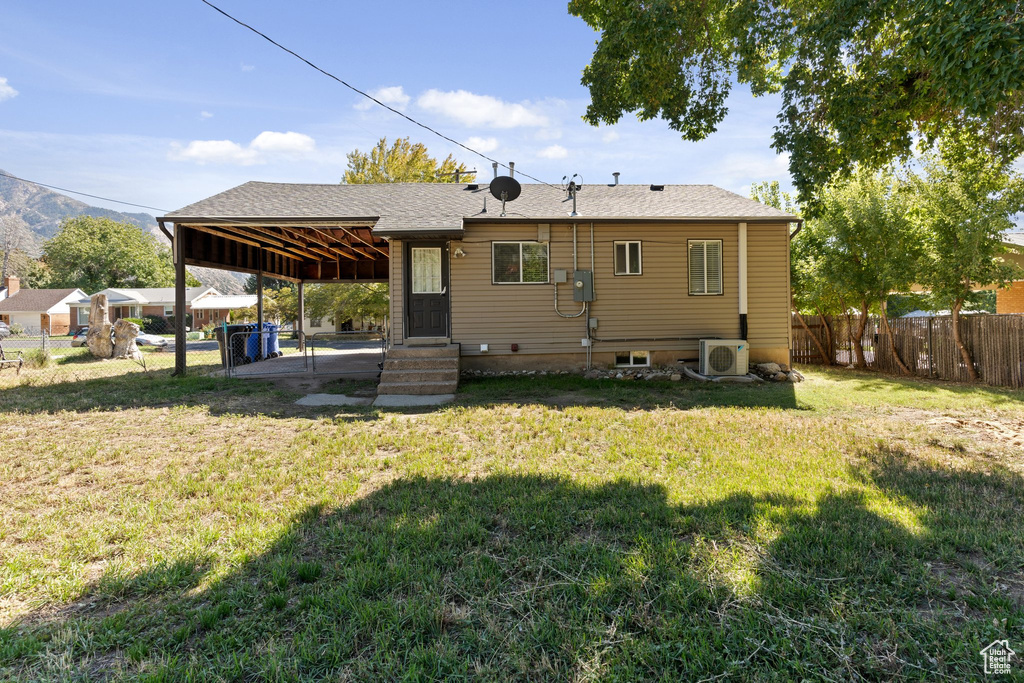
{"left": 69, "top": 286, "right": 219, "bottom": 330}
{"left": 997, "top": 233, "right": 1024, "bottom": 313}
{"left": 162, "top": 181, "right": 796, "bottom": 371}
{"left": 0, "top": 277, "right": 88, "bottom": 335}
{"left": 189, "top": 293, "right": 257, "bottom": 328}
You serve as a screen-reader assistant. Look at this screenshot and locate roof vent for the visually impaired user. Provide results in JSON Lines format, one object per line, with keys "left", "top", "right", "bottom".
{"left": 612, "top": 172, "right": 620, "bottom": 186}
{"left": 650, "top": 184, "right": 664, "bottom": 191}
{"left": 465, "top": 184, "right": 479, "bottom": 191}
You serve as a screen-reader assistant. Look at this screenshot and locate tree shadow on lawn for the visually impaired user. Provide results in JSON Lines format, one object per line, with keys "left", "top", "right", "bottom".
{"left": 4, "top": 453, "right": 1022, "bottom": 680}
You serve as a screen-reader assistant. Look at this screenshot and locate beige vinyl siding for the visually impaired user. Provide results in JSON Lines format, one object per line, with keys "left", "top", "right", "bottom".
{"left": 389, "top": 239, "right": 403, "bottom": 344}
{"left": 450, "top": 222, "right": 752, "bottom": 356}
{"left": 746, "top": 223, "right": 791, "bottom": 349}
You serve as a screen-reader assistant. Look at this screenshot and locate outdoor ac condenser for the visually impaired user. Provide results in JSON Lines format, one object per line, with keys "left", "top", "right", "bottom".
{"left": 699, "top": 339, "right": 749, "bottom": 376}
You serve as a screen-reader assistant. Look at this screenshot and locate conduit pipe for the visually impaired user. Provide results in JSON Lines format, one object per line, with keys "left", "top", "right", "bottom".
{"left": 555, "top": 222, "right": 585, "bottom": 318}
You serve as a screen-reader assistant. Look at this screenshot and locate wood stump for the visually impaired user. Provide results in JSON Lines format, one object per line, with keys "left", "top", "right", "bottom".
{"left": 112, "top": 319, "right": 142, "bottom": 361}
{"left": 86, "top": 294, "right": 114, "bottom": 358}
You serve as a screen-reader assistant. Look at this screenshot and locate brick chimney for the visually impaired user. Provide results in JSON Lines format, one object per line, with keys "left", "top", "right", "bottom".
{"left": 3, "top": 276, "right": 18, "bottom": 296}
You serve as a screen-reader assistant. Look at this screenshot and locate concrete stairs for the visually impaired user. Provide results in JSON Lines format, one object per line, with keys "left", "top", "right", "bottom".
{"left": 377, "top": 343, "right": 460, "bottom": 395}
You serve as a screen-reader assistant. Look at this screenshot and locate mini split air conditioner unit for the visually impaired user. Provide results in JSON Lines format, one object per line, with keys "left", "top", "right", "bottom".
{"left": 699, "top": 339, "right": 749, "bottom": 376}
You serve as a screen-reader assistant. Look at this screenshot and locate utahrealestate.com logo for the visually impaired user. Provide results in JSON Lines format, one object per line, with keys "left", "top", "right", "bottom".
{"left": 981, "top": 640, "right": 1016, "bottom": 675}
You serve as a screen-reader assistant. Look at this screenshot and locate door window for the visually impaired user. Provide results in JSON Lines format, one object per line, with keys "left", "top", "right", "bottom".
{"left": 412, "top": 247, "right": 442, "bottom": 294}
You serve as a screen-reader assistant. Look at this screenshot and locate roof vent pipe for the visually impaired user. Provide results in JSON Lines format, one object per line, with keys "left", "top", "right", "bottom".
{"left": 492, "top": 162, "right": 498, "bottom": 179}
{"left": 509, "top": 161, "right": 515, "bottom": 178}
{"left": 613, "top": 172, "right": 620, "bottom": 186}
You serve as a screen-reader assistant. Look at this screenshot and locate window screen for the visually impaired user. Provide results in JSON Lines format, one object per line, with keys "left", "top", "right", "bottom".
{"left": 614, "top": 241, "right": 642, "bottom": 275}
{"left": 492, "top": 242, "right": 548, "bottom": 283}
{"left": 688, "top": 240, "right": 723, "bottom": 295}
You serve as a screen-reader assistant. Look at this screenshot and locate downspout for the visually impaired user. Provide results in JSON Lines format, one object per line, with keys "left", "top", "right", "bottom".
{"left": 739, "top": 222, "right": 748, "bottom": 340}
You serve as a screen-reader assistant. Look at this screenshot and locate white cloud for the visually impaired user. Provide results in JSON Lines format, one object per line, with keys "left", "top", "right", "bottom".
{"left": 0, "top": 77, "right": 18, "bottom": 102}
{"left": 355, "top": 85, "right": 410, "bottom": 111}
{"left": 169, "top": 130, "right": 316, "bottom": 166}
{"left": 538, "top": 144, "right": 568, "bottom": 160}
{"left": 465, "top": 136, "right": 499, "bottom": 153}
{"left": 602, "top": 130, "right": 620, "bottom": 143}
{"left": 199, "top": 111, "right": 213, "bottom": 119}
{"left": 240, "top": 63, "right": 255, "bottom": 72}
{"left": 417, "top": 89, "right": 549, "bottom": 128}
{"left": 535, "top": 128, "right": 563, "bottom": 141}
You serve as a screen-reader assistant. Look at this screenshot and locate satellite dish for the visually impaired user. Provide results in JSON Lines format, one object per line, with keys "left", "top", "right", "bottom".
{"left": 490, "top": 175, "right": 521, "bottom": 216}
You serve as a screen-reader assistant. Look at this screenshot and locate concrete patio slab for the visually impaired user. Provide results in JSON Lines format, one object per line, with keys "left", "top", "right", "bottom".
{"left": 372, "top": 394, "right": 456, "bottom": 407}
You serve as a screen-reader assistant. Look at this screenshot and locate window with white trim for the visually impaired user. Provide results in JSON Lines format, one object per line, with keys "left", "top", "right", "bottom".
{"left": 615, "top": 350, "right": 650, "bottom": 367}
{"left": 614, "top": 241, "right": 642, "bottom": 275}
{"left": 688, "top": 239, "right": 723, "bottom": 295}
{"left": 163, "top": 305, "right": 173, "bottom": 316}
{"left": 492, "top": 241, "right": 549, "bottom": 284}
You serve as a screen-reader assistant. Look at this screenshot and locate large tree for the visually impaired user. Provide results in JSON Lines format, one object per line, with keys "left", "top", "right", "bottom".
{"left": 1, "top": 213, "right": 32, "bottom": 283}
{"left": 569, "top": 0, "right": 1024, "bottom": 204}
{"left": 911, "top": 133, "right": 1024, "bottom": 381}
{"left": 43, "top": 216, "right": 198, "bottom": 292}
{"left": 343, "top": 136, "right": 474, "bottom": 184}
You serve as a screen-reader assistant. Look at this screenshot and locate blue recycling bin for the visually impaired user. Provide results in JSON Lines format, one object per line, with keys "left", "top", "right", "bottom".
{"left": 245, "top": 324, "right": 264, "bottom": 362}
{"left": 263, "top": 323, "right": 281, "bottom": 358}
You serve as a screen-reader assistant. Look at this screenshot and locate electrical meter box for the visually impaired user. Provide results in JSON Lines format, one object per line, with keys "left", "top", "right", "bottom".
{"left": 553, "top": 269, "right": 568, "bottom": 284}
{"left": 573, "top": 270, "right": 594, "bottom": 302}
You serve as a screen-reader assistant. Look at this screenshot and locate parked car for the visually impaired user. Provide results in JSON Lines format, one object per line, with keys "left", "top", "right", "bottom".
{"left": 71, "top": 327, "right": 168, "bottom": 348}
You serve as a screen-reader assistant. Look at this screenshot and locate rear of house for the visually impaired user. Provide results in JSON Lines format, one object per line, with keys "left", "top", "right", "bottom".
{"left": 384, "top": 185, "right": 793, "bottom": 370}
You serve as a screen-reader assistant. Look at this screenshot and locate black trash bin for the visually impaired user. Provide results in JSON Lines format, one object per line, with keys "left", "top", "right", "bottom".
{"left": 222, "top": 324, "right": 251, "bottom": 367}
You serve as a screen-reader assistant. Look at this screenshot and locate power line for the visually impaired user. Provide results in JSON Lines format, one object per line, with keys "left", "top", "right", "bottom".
{"left": 0, "top": 171, "right": 170, "bottom": 213}
{"left": 199, "top": 0, "right": 561, "bottom": 190}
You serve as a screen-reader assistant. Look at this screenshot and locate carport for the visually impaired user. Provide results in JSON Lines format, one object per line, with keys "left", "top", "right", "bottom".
{"left": 157, "top": 203, "right": 389, "bottom": 376}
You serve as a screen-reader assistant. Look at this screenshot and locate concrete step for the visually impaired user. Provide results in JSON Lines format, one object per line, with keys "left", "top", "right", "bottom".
{"left": 383, "top": 357, "right": 460, "bottom": 371}
{"left": 380, "top": 368, "right": 459, "bottom": 383}
{"left": 377, "top": 380, "right": 459, "bottom": 395}
{"left": 386, "top": 344, "right": 460, "bottom": 359}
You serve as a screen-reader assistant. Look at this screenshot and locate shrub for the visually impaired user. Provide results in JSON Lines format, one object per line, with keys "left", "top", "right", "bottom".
{"left": 9, "top": 322, "right": 25, "bottom": 336}
{"left": 142, "top": 315, "right": 169, "bottom": 334}
{"left": 122, "top": 317, "right": 146, "bottom": 329}
{"left": 22, "top": 349, "right": 52, "bottom": 368}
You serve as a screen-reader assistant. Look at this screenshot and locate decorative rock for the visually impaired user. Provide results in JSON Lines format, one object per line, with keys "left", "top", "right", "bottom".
{"left": 787, "top": 370, "right": 805, "bottom": 383}
{"left": 584, "top": 369, "right": 603, "bottom": 380}
{"left": 773, "top": 372, "right": 788, "bottom": 382}
{"left": 670, "top": 373, "right": 682, "bottom": 381}
{"left": 86, "top": 294, "right": 114, "bottom": 359}
{"left": 756, "top": 362, "right": 782, "bottom": 375}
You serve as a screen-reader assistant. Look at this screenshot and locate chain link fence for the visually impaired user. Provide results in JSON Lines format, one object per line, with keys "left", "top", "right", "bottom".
{"left": 0, "top": 324, "right": 223, "bottom": 388}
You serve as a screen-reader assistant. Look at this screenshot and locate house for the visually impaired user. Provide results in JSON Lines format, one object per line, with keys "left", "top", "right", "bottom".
{"left": 69, "top": 286, "right": 219, "bottom": 331}
{"left": 189, "top": 293, "right": 257, "bottom": 328}
{"left": 996, "top": 233, "right": 1024, "bottom": 313}
{"left": 160, "top": 180, "right": 797, "bottom": 379}
{"left": 0, "top": 277, "right": 88, "bottom": 335}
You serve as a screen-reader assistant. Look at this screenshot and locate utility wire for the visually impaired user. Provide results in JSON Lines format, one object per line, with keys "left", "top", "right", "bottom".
{"left": 199, "top": 0, "right": 562, "bottom": 190}
{"left": 0, "top": 170, "right": 170, "bottom": 214}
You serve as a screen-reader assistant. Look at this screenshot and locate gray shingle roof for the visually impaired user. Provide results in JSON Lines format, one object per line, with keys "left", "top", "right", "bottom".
{"left": 161, "top": 182, "right": 798, "bottom": 235}
{"left": 0, "top": 289, "right": 80, "bottom": 313}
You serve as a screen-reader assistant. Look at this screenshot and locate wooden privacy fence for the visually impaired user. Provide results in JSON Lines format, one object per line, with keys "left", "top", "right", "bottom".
{"left": 792, "top": 313, "right": 1024, "bottom": 389}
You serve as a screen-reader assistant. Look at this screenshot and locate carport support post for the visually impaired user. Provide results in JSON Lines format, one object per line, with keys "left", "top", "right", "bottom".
{"left": 169, "top": 221, "right": 186, "bottom": 377}
{"left": 297, "top": 280, "right": 305, "bottom": 351}
{"left": 256, "top": 250, "right": 264, "bottom": 333}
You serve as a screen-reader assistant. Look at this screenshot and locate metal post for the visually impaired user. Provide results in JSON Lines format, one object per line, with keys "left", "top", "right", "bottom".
{"left": 297, "top": 280, "right": 305, "bottom": 352}
{"left": 256, "top": 249, "right": 264, "bottom": 332}
{"left": 170, "top": 221, "right": 187, "bottom": 376}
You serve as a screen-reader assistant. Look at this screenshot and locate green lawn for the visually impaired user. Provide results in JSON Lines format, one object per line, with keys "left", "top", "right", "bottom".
{"left": 0, "top": 367, "right": 1022, "bottom": 680}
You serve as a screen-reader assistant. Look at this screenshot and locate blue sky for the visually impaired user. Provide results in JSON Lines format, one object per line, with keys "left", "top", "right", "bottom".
{"left": 0, "top": 1, "right": 791, "bottom": 215}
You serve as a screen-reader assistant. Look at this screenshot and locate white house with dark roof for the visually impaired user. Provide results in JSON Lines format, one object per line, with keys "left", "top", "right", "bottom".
{"left": 158, "top": 179, "right": 799, "bottom": 386}
{"left": 69, "top": 286, "right": 218, "bottom": 330}
{"left": 0, "top": 277, "right": 87, "bottom": 335}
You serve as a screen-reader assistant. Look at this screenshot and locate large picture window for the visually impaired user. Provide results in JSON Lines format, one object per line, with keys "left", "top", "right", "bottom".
{"left": 688, "top": 239, "right": 723, "bottom": 295}
{"left": 492, "top": 241, "right": 549, "bottom": 284}
{"left": 614, "top": 241, "right": 642, "bottom": 275}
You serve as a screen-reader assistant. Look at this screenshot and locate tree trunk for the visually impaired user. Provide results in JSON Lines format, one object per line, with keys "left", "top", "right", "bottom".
{"left": 86, "top": 294, "right": 114, "bottom": 359}
{"left": 816, "top": 307, "right": 834, "bottom": 361}
{"left": 794, "top": 309, "right": 832, "bottom": 365}
{"left": 951, "top": 299, "right": 979, "bottom": 381}
{"left": 852, "top": 301, "right": 869, "bottom": 368}
{"left": 879, "top": 301, "right": 912, "bottom": 375}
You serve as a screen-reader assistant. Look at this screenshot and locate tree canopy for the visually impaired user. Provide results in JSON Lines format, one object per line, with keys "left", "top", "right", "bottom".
{"left": 42, "top": 216, "right": 199, "bottom": 292}
{"left": 570, "top": 0, "right": 1024, "bottom": 204}
{"left": 343, "top": 137, "right": 474, "bottom": 184}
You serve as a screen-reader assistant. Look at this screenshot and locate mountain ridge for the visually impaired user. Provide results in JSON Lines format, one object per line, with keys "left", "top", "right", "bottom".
{"left": 0, "top": 170, "right": 245, "bottom": 294}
